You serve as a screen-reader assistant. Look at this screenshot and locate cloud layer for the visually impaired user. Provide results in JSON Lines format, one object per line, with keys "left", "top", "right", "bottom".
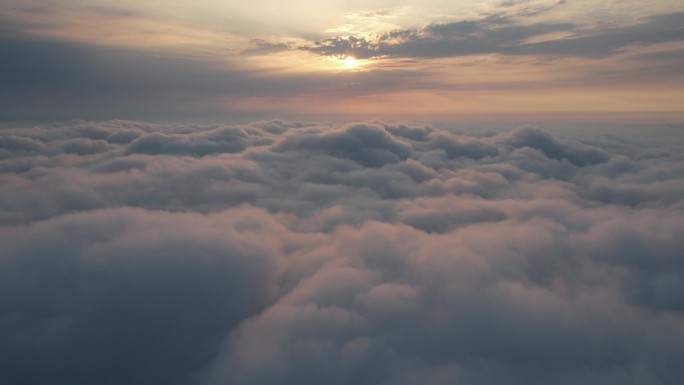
{"left": 1, "top": 120, "right": 684, "bottom": 384}
{"left": 304, "top": 12, "right": 684, "bottom": 60}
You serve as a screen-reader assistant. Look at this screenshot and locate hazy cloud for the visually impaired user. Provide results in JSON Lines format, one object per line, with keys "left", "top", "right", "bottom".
{"left": 0, "top": 34, "right": 433, "bottom": 121}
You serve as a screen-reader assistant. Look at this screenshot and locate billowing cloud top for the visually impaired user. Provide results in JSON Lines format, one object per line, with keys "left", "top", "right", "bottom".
{"left": 2, "top": 119, "right": 684, "bottom": 384}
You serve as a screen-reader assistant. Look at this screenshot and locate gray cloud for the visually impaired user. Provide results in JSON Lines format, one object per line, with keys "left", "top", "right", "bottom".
{"left": 499, "top": 0, "right": 567, "bottom": 17}
{"left": 500, "top": 126, "right": 610, "bottom": 166}
{"left": 273, "top": 123, "right": 414, "bottom": 167}
{"left": 304, "top": 11, "right": 684, "bottom": 60}
{"left": 241, "top": 39, "right": 293, "bottom": 56}
{"left": 1, "top": 207, "right": 286, "bottom": 385}
{"left": 1, "top": 119, "right": 684, "bottom": 385}
{"left": 125, "top": 127, "right": 272, "bottom": 156}
{"left": 0, "top": 34, "right": 428, "bottom": 121}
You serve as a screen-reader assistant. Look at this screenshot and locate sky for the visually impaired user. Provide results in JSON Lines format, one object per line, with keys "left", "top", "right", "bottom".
{"left": 2, "top": 2, "right": 684, "bottom": 385}
{"left": 1, "top": 0, "right": 684, "bottom": 121}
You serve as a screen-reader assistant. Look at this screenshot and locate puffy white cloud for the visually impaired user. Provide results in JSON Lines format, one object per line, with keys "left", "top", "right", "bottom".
{"left": 1, "top": 119, "right": 683, "bottom": 384}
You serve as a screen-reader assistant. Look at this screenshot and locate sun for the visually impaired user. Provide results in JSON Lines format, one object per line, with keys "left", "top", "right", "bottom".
{"left": 344, "top": 56, "right": 357, "bottom": 69}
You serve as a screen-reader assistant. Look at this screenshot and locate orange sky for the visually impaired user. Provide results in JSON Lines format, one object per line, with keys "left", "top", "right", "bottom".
{"left": 1, "top": 0, "right": 683, "bottom": 121}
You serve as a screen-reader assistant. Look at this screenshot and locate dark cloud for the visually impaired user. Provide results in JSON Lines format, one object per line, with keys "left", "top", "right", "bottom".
{"left": 629, "top": 48, "right": 684, "bottom": 62}
{"left": 501, "top": 126, "right": 610, "bottom": 166}
{"left": 0, "top": 34, "right": 427, "bottom": 121}
{"left": 273, "top": 123, "right": 414, "bottom": 167}
{"left": 304, "top": 11, "right": 684, "bottom": 60}
{"left": 241, "top": 39, "right": 292, "bottom": 56}
{"left": 59, "top": 138, "right": 112, "bottom": 155}
{"left": 427, "top": 132, "right": 499, "bottom": 160}
{"left": 0, "top": 208, "right": 286, "bottom": 385}
{"left": 0, "top": 135, "right": 45, "bottom": 154}
{"left": 499, "top": 0, "right": 567, "bottom": 17}
{"left": 515, "top": 12, "right": 684, "bottom": 58}
{"left": 1, "top": 119, "right": 684, "bottom": 385}
{"left": 125, "top": 127, "right": 272, "bottom": 156}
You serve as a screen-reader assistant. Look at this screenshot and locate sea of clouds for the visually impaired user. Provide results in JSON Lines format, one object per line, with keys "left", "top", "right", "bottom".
{"left": 1, "top": 120, "right": 683, "bottom": 385}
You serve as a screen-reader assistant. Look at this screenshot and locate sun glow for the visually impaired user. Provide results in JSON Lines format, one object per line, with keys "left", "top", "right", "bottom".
{"left": 344, "top": 56, "right": 357, "bottom": 69}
